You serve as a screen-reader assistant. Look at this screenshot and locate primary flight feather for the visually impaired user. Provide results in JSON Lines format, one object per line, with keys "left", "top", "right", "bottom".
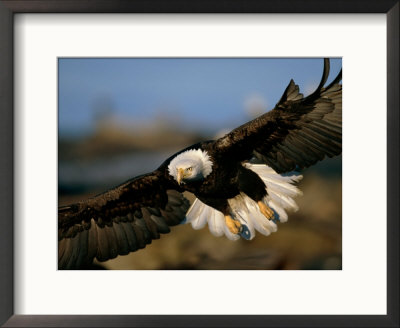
{"left": 58, "top": 58, "right": 342, "bottom": 269}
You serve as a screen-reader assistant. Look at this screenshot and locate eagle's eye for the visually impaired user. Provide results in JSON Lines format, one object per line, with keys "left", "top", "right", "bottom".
{"left": 187, "top": 167, "right": 193, "bottom": 172}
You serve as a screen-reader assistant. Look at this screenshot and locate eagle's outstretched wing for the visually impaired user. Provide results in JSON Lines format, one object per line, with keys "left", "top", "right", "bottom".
{"left": 58, "top": 172, "right": 189, "bottom": 269}
{"left": 214, "top": 58, "right": 342, "bottom": 173}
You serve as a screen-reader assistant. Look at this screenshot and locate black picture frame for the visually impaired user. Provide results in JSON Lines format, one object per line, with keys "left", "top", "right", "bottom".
{"left": 0, "top": 1, "right": 398, "bottom": 327}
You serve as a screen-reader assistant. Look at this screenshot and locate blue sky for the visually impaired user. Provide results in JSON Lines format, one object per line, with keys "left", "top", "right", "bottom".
{"left": 58, "top": 58, "right": 342, "bottom": 137}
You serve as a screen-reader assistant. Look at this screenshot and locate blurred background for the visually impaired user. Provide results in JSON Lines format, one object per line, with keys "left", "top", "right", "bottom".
{"left": 58, "top": 58, "right": 342, "bottom": 270}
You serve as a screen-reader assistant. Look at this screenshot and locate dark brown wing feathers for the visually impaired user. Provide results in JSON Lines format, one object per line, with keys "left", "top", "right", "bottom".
{"left": 215, "top": 58, "right": 342, "bottom": 173}
{"left": 58, "top": 173, "right": 189, "bottom": 269}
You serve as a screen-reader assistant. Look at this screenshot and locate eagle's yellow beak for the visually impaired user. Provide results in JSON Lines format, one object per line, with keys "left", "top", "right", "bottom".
{"left": 177, "top": 168, "right": 185, "bottom": 185}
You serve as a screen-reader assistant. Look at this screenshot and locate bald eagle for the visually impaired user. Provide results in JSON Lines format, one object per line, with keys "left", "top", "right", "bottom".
{"left": 59, "top": 59, "right": 342, "bottom": 269}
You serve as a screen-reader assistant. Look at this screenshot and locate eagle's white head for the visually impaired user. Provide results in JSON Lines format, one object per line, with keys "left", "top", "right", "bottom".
{"left": 168, "top": 149, "right": 213, "bottom": 185}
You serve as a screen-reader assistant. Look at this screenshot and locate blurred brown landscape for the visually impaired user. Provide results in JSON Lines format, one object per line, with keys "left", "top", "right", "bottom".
{"left": 59, "top": 116, "right": 342, "bottom": 270}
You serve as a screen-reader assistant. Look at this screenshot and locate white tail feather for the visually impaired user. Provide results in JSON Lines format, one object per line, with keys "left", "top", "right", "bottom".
{"left": 187, "top": 199, "right": 208, "bottom": 230}
{"left": 208, "top": 208, "right": 225, "bottom": 237}
{"left": 185, "top": 163, "right": 302, "bottom": 240}
{"left": 198, "top": 204, "right": 213, "bottom": 231}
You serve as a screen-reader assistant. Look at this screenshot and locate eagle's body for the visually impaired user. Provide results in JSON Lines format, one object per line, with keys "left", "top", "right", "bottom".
{"left": 167, "top": 142, "right": 252, "bottom": 209}
{"left": 58, "top": 59, "right": 342, "bottom": 269}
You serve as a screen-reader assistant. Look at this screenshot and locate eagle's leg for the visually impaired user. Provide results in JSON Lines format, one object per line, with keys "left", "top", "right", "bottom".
{"left": 237, "top": 166, "right": 275, "bottom": 221}
{"left": 258, "top": 201, "right": 274, "bottom": 220}
{"left": 198, "top": 196, "right": 242, "bottom": 234}
{"left": 224, "top": 215, "right": 242, "bottom": 234}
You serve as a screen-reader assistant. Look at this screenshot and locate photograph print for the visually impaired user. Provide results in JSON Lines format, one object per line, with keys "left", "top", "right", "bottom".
{"left": 58, "top": 58, "right": 342, "bottom": 270}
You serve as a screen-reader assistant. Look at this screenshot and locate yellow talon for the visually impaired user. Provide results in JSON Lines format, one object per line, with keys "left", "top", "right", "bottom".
{"left": 225, "top": 215, "right": 241, "bottom": 234}
{"left": 258, "top": 201, "right": 275, "bottom": 220}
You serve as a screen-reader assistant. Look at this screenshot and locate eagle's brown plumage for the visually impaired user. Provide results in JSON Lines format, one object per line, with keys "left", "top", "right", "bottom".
{"left": 214, "top": 59, "right": 342, "bottom": 173}
{"left": 58, "top": 174, "right": 189, "bottom": 269}
{"left": 58, "top": 58, "right": 342, "bottom": 269}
